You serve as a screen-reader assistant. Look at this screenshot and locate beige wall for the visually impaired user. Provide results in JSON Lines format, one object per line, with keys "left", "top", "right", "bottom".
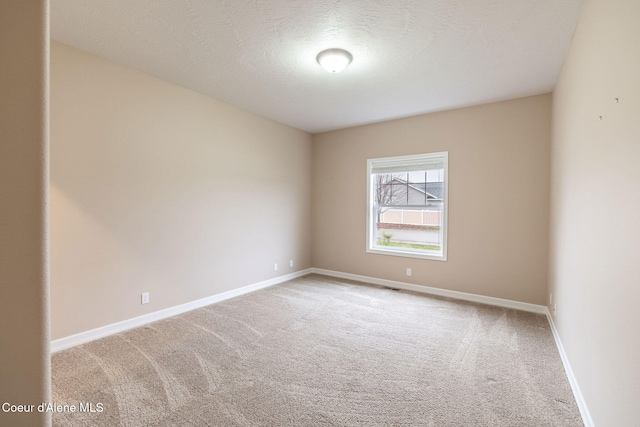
{"left": 550, "top": 0, "right": 640, "bottom": 424}
{"left": 0, "top": 1, "right": 51, "bottom": 426}
{"left": 50, "top": 42, "right": 312, "bottom": 339}
{"left": 312, "top": 95, "right": 551, "bottom": 305}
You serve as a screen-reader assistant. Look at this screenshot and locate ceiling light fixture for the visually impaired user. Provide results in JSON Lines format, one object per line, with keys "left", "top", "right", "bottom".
{"left": 316, "top": 48, "right": 353, "bottom": 73}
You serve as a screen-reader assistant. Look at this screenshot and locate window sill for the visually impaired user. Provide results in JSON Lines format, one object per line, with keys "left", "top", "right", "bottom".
{"left": 366, "top": 247, "right": 447, "bottom": 261}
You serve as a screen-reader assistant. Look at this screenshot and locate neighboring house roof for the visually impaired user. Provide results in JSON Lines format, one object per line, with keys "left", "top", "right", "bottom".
{"left": 406, "top": 182, "right": 444, "bottom": 200}
{"left": 390, "top": 178, "right": 444, "bottom": 201}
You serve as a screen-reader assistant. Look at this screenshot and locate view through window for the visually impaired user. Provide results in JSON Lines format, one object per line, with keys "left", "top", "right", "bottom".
{"left": 367, "top": 152, "right": 448, "bottom": 260}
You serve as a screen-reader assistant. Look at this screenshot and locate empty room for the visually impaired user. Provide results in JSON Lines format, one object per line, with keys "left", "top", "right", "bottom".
{"left": 1, "top": 0, "right": 639, "bottom": 426}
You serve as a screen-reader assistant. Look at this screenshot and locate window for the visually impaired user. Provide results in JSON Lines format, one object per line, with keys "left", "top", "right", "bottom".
{"left": 367, "top": 152, "right": 448, "bottom": 261}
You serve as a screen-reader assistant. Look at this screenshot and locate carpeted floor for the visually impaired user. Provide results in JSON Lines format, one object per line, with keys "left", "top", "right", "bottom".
{"left": 51, "top": 274, "right": 583, "bottom": 426}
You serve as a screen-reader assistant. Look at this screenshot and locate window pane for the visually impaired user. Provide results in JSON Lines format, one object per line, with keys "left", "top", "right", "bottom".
{"left": 375, "top": 208, "right": 443, "bottom": 253}
{"left": 374, "top": 170, "right": 444, "bottom": 206}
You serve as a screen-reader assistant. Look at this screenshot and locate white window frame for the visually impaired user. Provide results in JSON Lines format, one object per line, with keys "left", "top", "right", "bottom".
{"left": 366, "top": 152, "right": 448, "bottom": 261}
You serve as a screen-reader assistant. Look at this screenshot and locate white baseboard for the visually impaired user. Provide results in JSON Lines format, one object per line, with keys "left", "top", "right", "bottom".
{"left": 51, "top": 269, "right": 312, "bottom": 353}
{"left": 311, "top": 268, "right": 548, "bottom": 314}
{"left": 545, "top": 310, "right": 594, "bottom": 427}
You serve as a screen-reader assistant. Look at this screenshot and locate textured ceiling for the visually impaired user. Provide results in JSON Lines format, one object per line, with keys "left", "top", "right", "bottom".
{"left": 51, "top": 0, "right": 584, "bottom": 133}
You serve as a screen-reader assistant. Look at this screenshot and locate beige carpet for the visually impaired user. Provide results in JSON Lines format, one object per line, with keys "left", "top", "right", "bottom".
{"left": 52, "top": 274, "right": 583, "bottom": 426}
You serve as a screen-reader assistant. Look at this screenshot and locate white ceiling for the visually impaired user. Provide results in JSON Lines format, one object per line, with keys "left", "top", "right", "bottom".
{"left": 50, "top": 0, "right": 585, "bottom": 133}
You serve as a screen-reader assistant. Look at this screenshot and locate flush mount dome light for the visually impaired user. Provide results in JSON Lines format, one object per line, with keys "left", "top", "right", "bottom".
{"left": 316, "top": 48, "right": 353, "bottom": 73}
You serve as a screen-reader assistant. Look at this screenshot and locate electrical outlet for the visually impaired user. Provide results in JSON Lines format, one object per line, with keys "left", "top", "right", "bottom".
{"left": 141, "top": 292, "right": 149, "bottom": 304}
{"left": 290, "top": 260, "right": 294, "bottom": 268}
{"left": 406, "top": 268, "right": 412, "bottom": 276}
{"left": 553, "top": 303, "right": 557, "bottom": 315}
{"left": 274, "top": 263, "right": 278, "bottom": 272}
